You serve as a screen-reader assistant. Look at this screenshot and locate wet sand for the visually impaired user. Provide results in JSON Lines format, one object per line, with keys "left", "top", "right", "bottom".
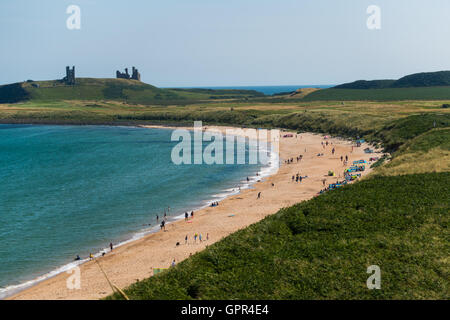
{"left": 8, "top": 126, "right": 382, "bottom": 300}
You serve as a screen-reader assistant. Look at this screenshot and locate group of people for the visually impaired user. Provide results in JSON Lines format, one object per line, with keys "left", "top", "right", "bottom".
{"left": 184, "top": 211, "right": 195, "bottom": 220}
{"left": 340, "top": 154, "right": 349, "bottom": 166}
{"left": 291, "top": 173, "right": 305, "bottom": 183}
{"left": 75, "top": 242, "right": 114, "bottom": 261}
{"left": 177, "top": 232, "right": 209, "bottom": 246}
{"left": 285, "top": 154, "right": 304, "bottom": 164}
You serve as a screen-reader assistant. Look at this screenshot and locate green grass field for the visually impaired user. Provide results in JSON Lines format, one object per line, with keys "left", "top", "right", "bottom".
{"left": 303, "top": 86, "right": 450, "bottom": 101}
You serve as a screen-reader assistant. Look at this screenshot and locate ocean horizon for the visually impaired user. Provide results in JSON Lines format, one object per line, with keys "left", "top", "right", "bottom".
{"left": 0, "top": 124, "right": 274, "bottom": 298}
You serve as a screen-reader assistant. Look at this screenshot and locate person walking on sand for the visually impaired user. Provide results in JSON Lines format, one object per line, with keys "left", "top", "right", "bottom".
{"left": 191, "top": 211, "right": 194, "bottom": 219}
{"left": 199, "top": 234, "right": 202, "bottom": 242}
{"left": 257, "top": 192, "right": 261, "bottom": 199}
{"left": 160, "top": 220, "right": 166, "bottom": 231}
{"left": 185, "top": 212, "right": 188, "bottom": 221}
{"left": 194, "top": 233, "right": 198, "bottom": 243}
{"left": 322, "top": 178, "right": 326, "bottom": 186}
{"left": 109, "top": 242, "right": 113, "bottom": 251}
{"left": 185, "top": 234, "right": 188, "bottom": 244}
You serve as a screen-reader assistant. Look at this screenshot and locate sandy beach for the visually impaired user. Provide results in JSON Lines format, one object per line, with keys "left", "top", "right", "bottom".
{"left": 7, "top": 125, "right": 382, "bottom": 300}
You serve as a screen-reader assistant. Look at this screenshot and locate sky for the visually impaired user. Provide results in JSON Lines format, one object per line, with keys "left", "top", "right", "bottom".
{"left": 1, "top": 0, "right": 449, "bottom": 87}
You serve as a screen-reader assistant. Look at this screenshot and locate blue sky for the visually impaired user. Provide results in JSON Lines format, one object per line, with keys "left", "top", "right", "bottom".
{"left": 1, "top": 0, "right": 449, "bottom": 86}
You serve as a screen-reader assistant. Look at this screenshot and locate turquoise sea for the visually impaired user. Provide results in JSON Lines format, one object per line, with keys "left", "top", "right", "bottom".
{"left": 0, "top": 124, "right": 272, "bottom": 298}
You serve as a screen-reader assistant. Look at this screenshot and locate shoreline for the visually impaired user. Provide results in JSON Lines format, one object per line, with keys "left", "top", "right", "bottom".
{"left": 6, "top": 124, "right": 382, "bottom": 300}
{"left": 0, "top": 124, "right": 276, "bottom": 299}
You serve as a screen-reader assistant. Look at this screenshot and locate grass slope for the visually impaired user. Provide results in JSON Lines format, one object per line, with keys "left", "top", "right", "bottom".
{"left": 307, "top": 71, "right": 450, "bottom": 101}
{"left": 109, "top": 172, "right": 449, "bottom": 300}
{"left": 0, "top": 78, "right": 263, "bottom": 105}
{"left": 302, "top": 86, "right": 450, "bottom": 101}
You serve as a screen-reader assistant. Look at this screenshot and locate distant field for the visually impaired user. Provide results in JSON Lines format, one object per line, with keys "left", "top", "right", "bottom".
{"left": 303, "top": 86, "right": 450, "bottom": 101}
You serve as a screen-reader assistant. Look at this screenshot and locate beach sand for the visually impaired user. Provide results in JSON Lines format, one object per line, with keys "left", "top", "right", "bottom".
{"left": 8, "top": 126, "right": 382, "bottom": 300}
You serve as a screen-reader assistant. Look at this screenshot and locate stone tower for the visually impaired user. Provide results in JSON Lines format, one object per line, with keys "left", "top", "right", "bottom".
{"left": 116, "top": 66, "right": 141, "bottom": 81}
{"left": 63, "top": 66, "right": 75, "bottom": 85}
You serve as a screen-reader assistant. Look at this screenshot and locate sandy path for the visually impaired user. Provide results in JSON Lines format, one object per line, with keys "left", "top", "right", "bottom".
{"left": 8, "top": 127, "right": 382, "bottom": 300}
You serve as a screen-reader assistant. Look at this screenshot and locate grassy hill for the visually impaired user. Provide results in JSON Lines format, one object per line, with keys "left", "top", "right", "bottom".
{"left": 302, "top": 86, "right": 450, "bottom": 101}
{"left": 303, "top": 71, "right": 450, "bottom": 101}
{"left": 0, "top": 78, "right": 264, "bottom": 105}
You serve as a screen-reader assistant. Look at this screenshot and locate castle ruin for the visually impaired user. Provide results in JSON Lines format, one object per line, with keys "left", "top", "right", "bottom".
{"left": 116, "top": 66, "right": 141, "bottom": 81}
{"left": 63, "top": 66, "right": 75, "bottom": 85}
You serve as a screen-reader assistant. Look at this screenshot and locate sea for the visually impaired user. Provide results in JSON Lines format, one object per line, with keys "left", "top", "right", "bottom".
{"left": 172, "top": 85, "right": 333, "bottom": 96}
{"left": 0, "top": 124, "right": 277, "bottom": 298}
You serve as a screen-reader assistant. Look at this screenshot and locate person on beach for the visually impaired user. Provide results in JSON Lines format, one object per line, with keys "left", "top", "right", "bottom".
{"left": 247, "top": 177, "right": 250, "bottom": 182}
{"left": 160, "top": 220, "right": 166, "bottom": 231}
{"left": 199, "top": 234, "right": 202, "bottom": 242}
{"left": 89, "top": 253, "right": 93, "bottom": 260}
{"left": 207, "top": 233, "right": 209, "bottom": 241}
{"left": 171, "top": 259, "right": 176, "bottom": 267}
{"left": 74, "top": 255, "right": 81, "bottom": 261}
{"left": 257, "top": 192, "right": 261, "bottom": 199}
{"left": 191, "top": 211, "right": 194, "bottom": 218}
{"left": 194, "top": 233, "right": 198, "bottom": 243}
{"left": 110, "top": 242, "right": 113, "bottom": 251}
{"left": 156, "top": 215, "right": 159, "bottom": 223}
{"left": 185, "top": 212, "right": 188, "bottom": 221}
{"left": 322, "top": 178, "right": 326, "bottom": 186}
{"left": 185, "top": 235, "right": 188, "bottom": 244}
